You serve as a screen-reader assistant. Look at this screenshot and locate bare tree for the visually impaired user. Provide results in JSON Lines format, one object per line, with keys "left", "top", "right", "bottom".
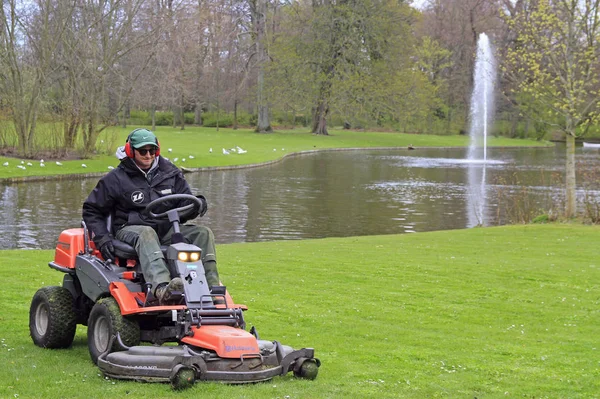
{"left": 0, "top": 0, "right": 75, "bottom": 156}
{"left": 418, "top": 0, "right": 504, "bottom": 133}
{"left": 42, "top": 0, "right": 160, "bottom": 155}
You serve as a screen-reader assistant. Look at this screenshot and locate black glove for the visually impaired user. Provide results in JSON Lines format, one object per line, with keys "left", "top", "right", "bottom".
{"left": 196, "top": 195, "right": 208, "bottom": 217}
{"left": 97, "top": 235, "right": 115, "bottom": 262}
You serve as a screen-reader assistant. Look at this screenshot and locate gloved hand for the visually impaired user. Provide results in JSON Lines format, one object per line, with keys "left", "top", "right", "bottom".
{"left": 97, "top": 235, "right": 115, "bottom": 263}
{"left": 196, "top": 195, "right": 208, "bottom": 217}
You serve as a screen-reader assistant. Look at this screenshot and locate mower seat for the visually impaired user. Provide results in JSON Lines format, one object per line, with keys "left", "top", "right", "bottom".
{"left": 111, "top": 238, "right": 169, "bottom": 260}
{"left": 104, "top": 215, "right": 168, "bottom": 261}
{"left": 111, "top": 239, "right": 138, "bottom": 260}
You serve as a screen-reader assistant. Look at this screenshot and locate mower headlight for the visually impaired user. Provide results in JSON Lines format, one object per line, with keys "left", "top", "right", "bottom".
{"left": 177, "top": 251, "right": 201, "bottom": 262}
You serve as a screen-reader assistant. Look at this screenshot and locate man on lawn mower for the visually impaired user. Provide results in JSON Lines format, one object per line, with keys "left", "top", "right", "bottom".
{"left": 82, "top": 128, "right": 220, "bottom": 305}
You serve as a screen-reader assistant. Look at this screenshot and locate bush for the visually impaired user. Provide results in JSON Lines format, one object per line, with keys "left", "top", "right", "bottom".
{"left": 155, "top": 112, "right": 173, "bottom": 126}
{"left": 184, "top": 112, "right": 195, "bottom": 125}
{"left": 202, "top": 112, "right": 234, "bottom": 128}
{"left": 128, "top": 110, "right": 151, "bottom": 125}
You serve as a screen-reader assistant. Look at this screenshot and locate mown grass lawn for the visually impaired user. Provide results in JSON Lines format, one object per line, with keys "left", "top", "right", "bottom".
{"left": 0, "top": 224, "right": 598, "bottom": 398}
{"left": 0, "top": 126, "right": 549, "bottom": 180}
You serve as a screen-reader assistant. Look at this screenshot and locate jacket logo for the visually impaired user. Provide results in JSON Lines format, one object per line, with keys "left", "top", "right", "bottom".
{"left": 131, "top": 191, "right": 144, "bottom": 203}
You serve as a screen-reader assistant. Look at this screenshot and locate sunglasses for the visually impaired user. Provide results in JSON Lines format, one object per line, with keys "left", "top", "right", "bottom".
{"left": 136, "top": 148, "right": 156, "bottom": 156}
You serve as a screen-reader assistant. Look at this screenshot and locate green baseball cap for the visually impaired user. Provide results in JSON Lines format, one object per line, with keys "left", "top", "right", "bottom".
{"left": 129, "top": 129, "right": 158, "bottom": 148}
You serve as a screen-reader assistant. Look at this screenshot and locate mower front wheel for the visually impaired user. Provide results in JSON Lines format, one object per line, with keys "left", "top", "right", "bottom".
{"left": 29, "top": 286, "right": 77, "bottom": 349}
{"left": 87, "top": 297, "right": 140, "bottom": 365}
{"left": 293, "top": 359, "right": 320, "bottom": 380}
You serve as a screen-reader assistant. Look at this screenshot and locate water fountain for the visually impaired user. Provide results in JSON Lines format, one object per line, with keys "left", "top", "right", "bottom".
{"left": 466, "top": 33, "right": 497, "bottom": 227}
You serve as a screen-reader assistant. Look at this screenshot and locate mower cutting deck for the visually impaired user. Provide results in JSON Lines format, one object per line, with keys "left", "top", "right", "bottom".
{"left": 29, "top": 194, "right": 320, "bottom": 389}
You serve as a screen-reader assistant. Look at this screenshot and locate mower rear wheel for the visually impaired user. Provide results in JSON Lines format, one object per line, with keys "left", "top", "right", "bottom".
{"left": 29, "top": 286, "right": 77, "bottom": 349}
{"left": 87, "top": 297, "right": 140, "bottom": 365}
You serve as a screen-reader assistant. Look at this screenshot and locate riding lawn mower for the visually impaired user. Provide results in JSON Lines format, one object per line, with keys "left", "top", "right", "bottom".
{"left": 29, "top": 194, "right": 320, "bottom": 389}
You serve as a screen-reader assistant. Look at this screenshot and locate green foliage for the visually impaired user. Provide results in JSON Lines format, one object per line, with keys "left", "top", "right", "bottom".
{"left": 532, "top": 214, "right": 549, "bottom": 223}
{"left": 267, "top": 1, "right": 427, "bottom": 133}
{"left": 127, "top": 110, "right": 150, "bottom": 125}
{"left": 201, "top": 112, "right": 234, "bottom": 128}
{"left": 155, "top": 112, "right": 174, "bottom": 126}
{"left": 503, "top": 0, "right": 600, "bottom": 136}
{"left": 1, "top": 225, "right": 599, "bottom": 397}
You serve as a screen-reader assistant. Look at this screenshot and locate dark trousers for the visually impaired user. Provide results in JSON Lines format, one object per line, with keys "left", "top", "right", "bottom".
{"left": 115, "top": 224, "right": 220, "bottom": 293}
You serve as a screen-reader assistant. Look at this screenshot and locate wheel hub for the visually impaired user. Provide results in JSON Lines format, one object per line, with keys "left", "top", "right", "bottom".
{"left": 35, "top": 303, "right": 49, "bottom": 335}
{"left": 94, "top": 315, "right": 110, "bottom": 353}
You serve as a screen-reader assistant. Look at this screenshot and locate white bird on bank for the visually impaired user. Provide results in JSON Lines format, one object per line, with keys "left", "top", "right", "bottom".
{"left": 182, "top": 158, "right": 186, "bottom": 162}
{"left": 40, "top": 159, "right": 44, "bottom": 163}
{"left": 188, "top": 155, "right": 194, "bottom": 159}
{"left": 168, "top": 148, "right": 173, "bottom": 153}
{"left": 173, "top": 158, "right": 179, "bottom": 163}
{"left": 222, "top": 148, "right": 230, "bottom": 155}
{"left": 209, "top": 148, "right": 213, "bottom": 153}
{"left": 236, "top": 146, "right": 247, "bottom": 154}
{"left": 230, "top": 147, "right": 237, "bottom": 153}
{"left": 81, "top": 163, "right": 87, "bottom": 168}
{"left": 56, "top": 161, "right": 63, "bottom": 166}
{"left": 2, "top": 162, "right": 8, "bottom": 166}
{"left": 40, "top": 163, "right": 45, "bottom": 167}
{"left": 27, "top": 162, "right": 32, "bottom": 166}
{"left": 17, "top": 165, "right": 26, "bottom": 170}
{"left": 108, "top": 166, "right": 114, "bottom": 170}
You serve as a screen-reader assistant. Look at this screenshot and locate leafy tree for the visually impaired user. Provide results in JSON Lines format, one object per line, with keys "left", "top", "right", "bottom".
{"left": 268, "top": 0, "right": 418, "bottom": 135}
{"left": 503, "top": 0, "right": 600, "bottom": 217}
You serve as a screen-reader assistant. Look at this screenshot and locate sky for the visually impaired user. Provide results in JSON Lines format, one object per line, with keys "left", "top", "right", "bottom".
{"left": 411, "top": 0, "right": 427, "bottom": 9}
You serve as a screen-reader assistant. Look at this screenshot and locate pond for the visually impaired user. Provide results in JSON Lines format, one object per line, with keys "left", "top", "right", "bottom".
{"left": 1, "top": 145, "right": 599, "bottom": 250}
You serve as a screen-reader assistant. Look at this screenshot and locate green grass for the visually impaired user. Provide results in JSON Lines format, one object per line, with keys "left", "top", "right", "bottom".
{"left": 0, "top": 126, "right": 550, "bottom": 180}
{"left": 1, "top": 224, "right": 598, "bottom": 398}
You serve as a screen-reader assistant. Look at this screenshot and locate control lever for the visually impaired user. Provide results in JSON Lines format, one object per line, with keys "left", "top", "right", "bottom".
{"left": 143, "top": 283, "right": 152, "bottom": 307}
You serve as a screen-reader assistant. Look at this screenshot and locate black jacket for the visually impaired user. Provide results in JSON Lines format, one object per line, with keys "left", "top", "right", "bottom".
{"left": 82, "top": 156, "right": 198, "bottom": 246}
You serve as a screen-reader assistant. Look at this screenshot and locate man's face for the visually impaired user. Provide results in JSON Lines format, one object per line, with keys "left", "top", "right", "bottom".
{"left": 133, "top": 145, "right": 157, "bottom": 169}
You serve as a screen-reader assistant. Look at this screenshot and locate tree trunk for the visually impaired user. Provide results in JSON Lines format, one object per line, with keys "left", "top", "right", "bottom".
{"left": 195, "top": 101, "right": 203, "bottom": 125}
{"left": 312, "top": 99, "right": 329, "bottom": 135}
{"left": 63, "top": 113, "right": 80, "bottom": 149}
{"left": 253, "top": 0, "right": 272, "bottom": 133}
{"left": 312, "top": 81, "right": 330, "bottom": 135}
{"left": 151, "top": 106, "right": 156, "bottom": 131}
{"left": 180, "top": 94, "right": 185, "bottom": 131}
{"left": 233, "top": 100, "right": 238, "bottom": 130}
{"left": 565, "top": 133, "right": 576, "bottom": 218}
{"left": 121, "top": 101, "right": 130, "bottom": 128}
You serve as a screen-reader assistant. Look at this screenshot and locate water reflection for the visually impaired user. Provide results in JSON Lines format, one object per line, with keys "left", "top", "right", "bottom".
{"left": 1, "top": 146, "right": 599, "bottom": 250}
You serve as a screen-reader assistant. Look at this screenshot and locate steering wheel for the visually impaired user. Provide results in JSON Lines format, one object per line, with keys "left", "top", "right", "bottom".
{"left": 144, "top": 194, "right": 203, "bottom": 221}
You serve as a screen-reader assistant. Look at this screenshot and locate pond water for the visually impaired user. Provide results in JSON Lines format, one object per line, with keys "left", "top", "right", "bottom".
{"left": 1, "top": 145, "right": 599, "bottom": 250}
